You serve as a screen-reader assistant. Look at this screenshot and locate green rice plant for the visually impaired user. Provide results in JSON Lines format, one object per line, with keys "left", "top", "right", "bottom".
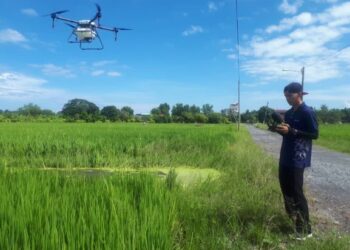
{"left": 0, "top": 123, "right": 236, "bottom": 169}
{"left": 316, "top": 124, "right": 350, "bottom": 154}
{"left": 0, "top": 168, "right": 177, "bottom": 249}
{"left": 0, "top": 123, "right": 348, "bottom": 249}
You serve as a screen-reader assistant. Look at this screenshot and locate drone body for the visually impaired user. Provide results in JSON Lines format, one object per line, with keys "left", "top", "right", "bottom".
{"left": 47, "top": 4, "right": 131, "bottom": 50}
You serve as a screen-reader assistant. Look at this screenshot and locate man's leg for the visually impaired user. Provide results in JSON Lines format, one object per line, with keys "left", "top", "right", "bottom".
{"left": 292, "top": 167, "right": 311, "bottom": 234}
{"left": 279, "top": 166, "right": 296, "bottom": 218}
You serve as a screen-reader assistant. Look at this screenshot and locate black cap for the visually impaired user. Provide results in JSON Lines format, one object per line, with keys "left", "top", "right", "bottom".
{"left": 284, "top": 82, "right": 308, "bottom": 95}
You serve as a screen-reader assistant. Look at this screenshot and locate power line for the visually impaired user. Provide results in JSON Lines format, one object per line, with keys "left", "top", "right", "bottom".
{"left": 305, "top": 43, "right": 350, "bottom": 68}
{"left": 235, "top": 0, "right": 241, "bottom": 131}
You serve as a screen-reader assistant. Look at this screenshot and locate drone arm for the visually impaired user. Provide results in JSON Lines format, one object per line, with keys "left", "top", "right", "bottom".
{"left": 97, "top": 26, "right": 115, "bottom": 32}
{"left": 55, "top": 16, "right": 79, "bottom": 24}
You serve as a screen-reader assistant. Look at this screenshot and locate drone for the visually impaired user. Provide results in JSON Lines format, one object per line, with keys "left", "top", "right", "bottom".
{"left": 46, "top": 4, "right": 131, "bottom": 50}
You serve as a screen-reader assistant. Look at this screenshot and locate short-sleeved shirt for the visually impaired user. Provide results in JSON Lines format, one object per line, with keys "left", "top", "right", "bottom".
{"left": 279, "top": 102, "right": 318, "bottom": 168}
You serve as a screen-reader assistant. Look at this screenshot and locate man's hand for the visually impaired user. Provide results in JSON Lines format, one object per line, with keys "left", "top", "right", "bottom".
{"left": 275, "top": 123, "right": 290, "bottom": 135}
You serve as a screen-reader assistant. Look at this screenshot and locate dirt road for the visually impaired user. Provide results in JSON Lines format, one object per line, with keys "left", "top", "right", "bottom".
{"left": 246, "top": 125, "right": 350, "bottom": 233}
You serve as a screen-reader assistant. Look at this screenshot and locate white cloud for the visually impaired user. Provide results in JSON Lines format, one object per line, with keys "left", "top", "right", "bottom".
{"left": 227, "top": 54, "right": 236, "bottom": 60}
{"left": 305, "top": 85, "right": 350, "bottom": 104}
{"left": 182, "top": 25, "right": 204, "bottom": 36}
{"left": 279, "top": 0, "right": 304, "bottom": 15}
{"left": 107, "top": 71, "right": 122, "bottom": 77}
{"left": 0, "top": 29, "right": 27, "bottom": 43}
{"left": 240, "top": 1, "right": 350, "bottom": 83}
{"left": 91, "top": 70, "right": 105, "bottom": 76}
{"left": 268, "top": 2, "right": 350, "bottom": 34}
{"left": 208, "top": 2, "right": 218, "bottom": 12}
{"left": 219, "top": 38, "right": 232, "bottom": 45}
{"left": 222, "top": 48, "right": 235, "bottom": 53}
{"left": 21, "top": 8, "right": 38, "bottom": 17}
{"left": 312, "top": 0, "right": 338, "bottom": 3}
{"left": 266, "top": 12, "right": 314, "bottom": 33}
{"left": 91, "top": 70, "right": 121, "bottom": 77}
{"left": 0, "top": 72, "right": 63, "bottom": 100}
{"left": 31, "top": 64, "right": 75, "bottom": 78}
{"left": 92, "top": 60, "right": 116, "bottom": 67}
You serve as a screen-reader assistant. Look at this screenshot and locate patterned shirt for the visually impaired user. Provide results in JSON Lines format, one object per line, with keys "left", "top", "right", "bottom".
{"left": 279, "top": 102, "right": 319, "bottom": 168}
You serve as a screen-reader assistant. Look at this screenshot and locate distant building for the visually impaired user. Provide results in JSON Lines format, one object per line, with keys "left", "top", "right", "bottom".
{"left": 222, "top": 103, "right": 239, "bottom": 116}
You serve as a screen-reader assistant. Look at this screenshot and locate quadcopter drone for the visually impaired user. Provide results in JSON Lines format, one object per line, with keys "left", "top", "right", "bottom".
{"left": 46, "top": 4, "right": 131, "bottom": 50}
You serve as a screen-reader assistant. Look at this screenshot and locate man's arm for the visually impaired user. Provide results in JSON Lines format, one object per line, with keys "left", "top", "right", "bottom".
{"left": 286, "top": 111, "right": 319, "bottom": 139}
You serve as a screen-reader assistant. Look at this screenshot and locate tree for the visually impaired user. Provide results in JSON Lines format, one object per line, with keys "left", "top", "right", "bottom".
{"left": 202, "top": 104, "right": 213, "bottom": 115}
{"left": 208, "top": 113, "right": 222, "bottom": 124}
{"left": 101, "top": 106, "right": 120, "bottom": 122}
{"left": 171, "top": 103, "right": 185, "bottom": 122}
{"left": 61, "top": 99, "right": 99, "bottom": 122}
{"left": 120, "top": 106, "right": 134, "bottom": 122}
{"left": 241, "top": 110, "right": 258, "bottom": 123}
{"left": 257, "top": 106, "right": 273, "bottom": 123}
{"left": 17, "top": 103, "right": 42, "bottom": 117}
{"left": 159, "top": 103, "right": 170, "bottom": 116}
{"left": 151, "top": 103, "right": 171, "bottom": 123}
{"left": 342, "top": 108, "right": 350, "bottom": 123}
{"left": 41, "top": 109, "right": 55, "bottom": 116}
{"left": 194, "top": 113, "right": 208, "bottom": 123}
{"left": 317, "top": 104, "right": 329, "bottom": 123}
{"left": 189, "top": 105, "right": 200, "bottom": 114}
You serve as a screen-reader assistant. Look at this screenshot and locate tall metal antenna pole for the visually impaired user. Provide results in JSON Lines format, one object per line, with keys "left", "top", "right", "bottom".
{"left": 235, "top": 0, "right": 241, "bottom": 131}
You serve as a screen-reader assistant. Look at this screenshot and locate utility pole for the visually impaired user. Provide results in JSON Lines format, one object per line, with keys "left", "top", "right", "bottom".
{"left": 282, "top": 66, "right": 306, "bottom": 100}
{"left": 235, "top": 0, "right": 241, "bottom": 131}
{"left": 263, "top": 101, "right": 269, "bottom": 124}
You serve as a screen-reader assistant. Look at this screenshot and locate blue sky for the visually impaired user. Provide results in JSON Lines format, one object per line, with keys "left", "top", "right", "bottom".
{"left": 0, "top": 0, "right": 349, "bottom": 113}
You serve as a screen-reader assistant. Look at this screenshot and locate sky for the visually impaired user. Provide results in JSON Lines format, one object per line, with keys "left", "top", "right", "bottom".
{"left": 0, "top": 0, "right": 350, "bottom": 114}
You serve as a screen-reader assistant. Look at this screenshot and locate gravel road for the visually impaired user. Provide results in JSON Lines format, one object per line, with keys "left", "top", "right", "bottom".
{"left": 246, "top": 125, "right": 350, "bottom": 233}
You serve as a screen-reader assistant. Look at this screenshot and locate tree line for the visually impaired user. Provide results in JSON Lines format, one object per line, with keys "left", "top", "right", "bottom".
{"left": 1, "top": 99, "right": 349, "bottom": 124}
{"left": 0, "top": 99, "right": 231, "bottom": 124}
{"left": 241, "top": 105, "right": 350, "bottom": 124}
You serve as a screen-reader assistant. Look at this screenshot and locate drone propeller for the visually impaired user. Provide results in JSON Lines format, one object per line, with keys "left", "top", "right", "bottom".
{"left": 44, "top": 10, "right": 69, "bottom": 28}
{"left": 90, "top": 3, "right": 102, "bottom": 25}
{"left": 43, "top": 10, "right": 69, "bottom": 17}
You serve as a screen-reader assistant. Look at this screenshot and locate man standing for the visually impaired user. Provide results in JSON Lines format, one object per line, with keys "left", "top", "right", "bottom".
{"left": 275, "top": 82, "right": 318, "bottom": 240}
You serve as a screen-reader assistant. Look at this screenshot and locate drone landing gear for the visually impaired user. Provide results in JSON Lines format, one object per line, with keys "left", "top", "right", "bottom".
{"left": 67, "top": 31, "right": 104, "bottom": 50}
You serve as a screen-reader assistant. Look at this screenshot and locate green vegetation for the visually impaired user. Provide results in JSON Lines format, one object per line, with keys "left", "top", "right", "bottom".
{"left": 0, "top": 123, "right": 235, "bottom": 168}
{"left": 317, "top": 124, "right": 350, "bottom": 154}
{"left": 0, "top": 123, "right": 348, "bottom": 249}
{"left": 0, "top": 169, "right": 176, "bottom": 249}
{"left": 0, "top": 100, "right": 232, "bottom": 123}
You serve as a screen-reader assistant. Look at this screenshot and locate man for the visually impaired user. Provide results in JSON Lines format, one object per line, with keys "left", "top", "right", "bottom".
{"left": 274, "top": 82, "right": 318, "bottom": 240}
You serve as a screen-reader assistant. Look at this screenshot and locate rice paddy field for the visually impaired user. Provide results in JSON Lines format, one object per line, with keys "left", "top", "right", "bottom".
{"left": 317, "top": 124, "right": 350, "bottom": 154}
{"left": 0, "top": 123, "right": 349, "bottom": 249}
